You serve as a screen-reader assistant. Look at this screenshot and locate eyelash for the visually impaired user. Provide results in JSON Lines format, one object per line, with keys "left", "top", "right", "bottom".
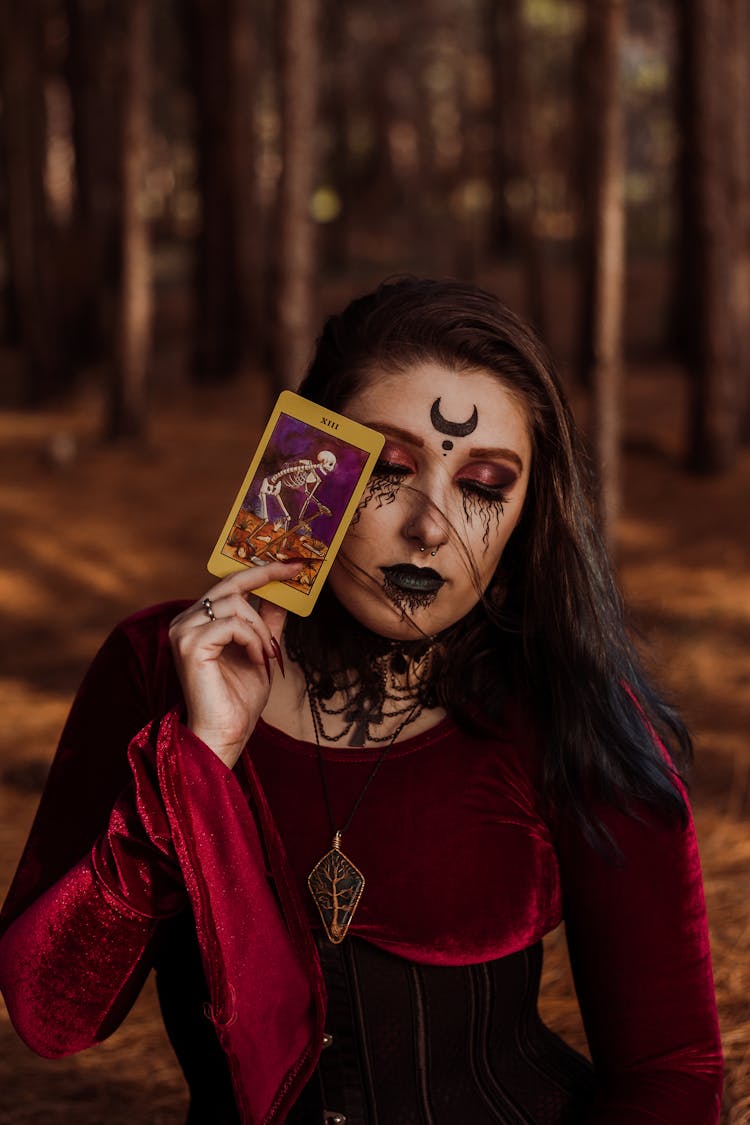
{"left": 458, "top": 480, "right": 508, "bottom": 507}
{"left": 373, "top": 460, "right": 411, "bottom": 478}
{"left": 374, "top": 461, "right": 508, "bottom": 508}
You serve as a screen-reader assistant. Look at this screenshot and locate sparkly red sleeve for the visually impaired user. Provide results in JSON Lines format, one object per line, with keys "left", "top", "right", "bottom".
{"left": 0, "top": 611, "right": 324, "bottom": 1122}
{"left": 556, "top": 794, "right": 723, "bottom": 1123}
{"left": 0, "top": 614, "right": 187, "bottom": 1056}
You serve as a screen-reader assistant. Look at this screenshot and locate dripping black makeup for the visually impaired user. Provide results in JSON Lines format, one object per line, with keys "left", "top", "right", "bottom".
{"left": 453, "top": 460, "right": 516, "bottom": 549}
{"left": 381, "top": 566, "right": 443, "bottom": 614}
{"left": 352, "top": 464, "right": 404, "bottom": 526}
{"left": 363, "top": 425, "right": 523, "bottom": 505}
{"left": 329, "top": 364, "right": 531, "bottom": 641}
{"left": 356, "top": 427, "right": 524, "bottom": 561}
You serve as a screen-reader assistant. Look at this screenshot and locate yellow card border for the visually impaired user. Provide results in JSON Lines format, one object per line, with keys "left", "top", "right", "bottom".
{"left": 207, "top": 390, "right": 385, "bottom": 616}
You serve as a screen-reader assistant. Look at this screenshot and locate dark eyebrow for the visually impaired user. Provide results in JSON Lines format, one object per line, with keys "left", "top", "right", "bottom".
{"left": 468, "top": 447, "right": 524, "bottom": 473}
{"left": 360, "top": 421, "right": 425, "bottom": 449}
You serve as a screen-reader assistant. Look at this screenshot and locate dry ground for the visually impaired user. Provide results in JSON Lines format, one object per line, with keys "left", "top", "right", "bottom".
{"left": 0, "top": 363, "right": 747, "bottom": 1123}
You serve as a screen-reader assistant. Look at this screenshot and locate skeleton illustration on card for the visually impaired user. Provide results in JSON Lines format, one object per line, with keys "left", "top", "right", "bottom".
{"left": 207, "top": 392, "right": 385, "bottom": 616}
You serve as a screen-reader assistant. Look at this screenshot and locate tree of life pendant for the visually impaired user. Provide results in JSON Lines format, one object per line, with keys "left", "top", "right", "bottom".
{"left": 308, "top": 832, "right": 365, "bottom": 944}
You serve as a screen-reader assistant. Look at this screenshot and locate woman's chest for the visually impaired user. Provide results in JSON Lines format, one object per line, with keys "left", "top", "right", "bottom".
{"left": 247, "top": 727, "right": 562, "bottom": 963}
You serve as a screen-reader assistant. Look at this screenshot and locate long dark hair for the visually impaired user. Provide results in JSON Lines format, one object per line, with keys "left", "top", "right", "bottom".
{"left": 289, "top": 277, "right": 690, "bottom": 844}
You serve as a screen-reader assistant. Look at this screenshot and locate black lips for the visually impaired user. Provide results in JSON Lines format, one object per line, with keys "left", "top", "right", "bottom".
{"left": 381, "top": 564, "right": 445, "bottom": 591}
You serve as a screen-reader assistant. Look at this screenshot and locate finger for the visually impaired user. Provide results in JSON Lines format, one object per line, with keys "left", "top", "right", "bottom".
{"left": 258, "top": 599, "right": 287, "bottom": 642}
{"left": 203, "top": 559, "right": 305, "bottom": 603}
{"left": 173, "top": 560, "right": 303, "bottom": 635}
{"left": 193, "top": 591, "right": 288, "bottom": 675}
{"left": 258, "top": 601, "right": 288, "bottom": 675}
{"left": 182, "top": 592, "right": 275, "bottom": 649}
{"left": 224, "top": 594, "right": 281, "bottom": 664}
{"left": 175, "top": 614, "right": 272, "bottom": 674}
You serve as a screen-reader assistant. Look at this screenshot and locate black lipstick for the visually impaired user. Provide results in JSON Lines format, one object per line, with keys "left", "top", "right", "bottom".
{"left": 380, "top": 564, "right": 445, "bottom": 593}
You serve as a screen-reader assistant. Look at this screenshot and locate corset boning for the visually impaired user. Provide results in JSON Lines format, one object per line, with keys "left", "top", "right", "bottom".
{"left": 155, "top": 911, "right": 594, "bottom": 1125}
{"left": 285, "top": 935, "right": 595, "bottom": 1125}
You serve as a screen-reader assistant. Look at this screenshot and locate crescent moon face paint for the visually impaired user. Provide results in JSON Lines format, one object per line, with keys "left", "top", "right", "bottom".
{"left": 430, "top": 398, "right": 479, "bottom": 438}
{"left": 328, "top": 362, "right": 531, "bottom": 642}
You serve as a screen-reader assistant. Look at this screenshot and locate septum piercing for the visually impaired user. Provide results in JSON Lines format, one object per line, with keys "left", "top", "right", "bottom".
{"left": 418, "top": 545, "right": 438, "bottom": 557}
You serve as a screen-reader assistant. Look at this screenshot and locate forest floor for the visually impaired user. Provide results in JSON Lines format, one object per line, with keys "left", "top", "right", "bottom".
{"left": 0, "top": 359, "right": 748, "bottom": 1123}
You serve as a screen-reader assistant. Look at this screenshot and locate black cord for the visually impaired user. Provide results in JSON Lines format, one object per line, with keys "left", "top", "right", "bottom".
{"left": 308, "top": 685, "right": 422, "bottom": 838}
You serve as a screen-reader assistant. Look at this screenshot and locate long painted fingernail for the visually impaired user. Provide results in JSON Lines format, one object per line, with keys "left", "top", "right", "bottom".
{"left": 271, "top": 635, "right": 285, "bottom": 678}
{"left": 263, "top": 650, "right": 272, "bottom": 685}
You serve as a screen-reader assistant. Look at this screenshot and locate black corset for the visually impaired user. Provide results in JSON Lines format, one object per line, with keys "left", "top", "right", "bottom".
{"left": 156, "top": 912, "right": 594, "bottom": 1125}
{"left": 285, "top": 935, "right": 594, "bottom": 1125}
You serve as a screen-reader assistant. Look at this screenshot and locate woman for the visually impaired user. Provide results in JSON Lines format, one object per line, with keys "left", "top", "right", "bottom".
{"left": 0, "top": 279, "right": 722, "bottom": 1123}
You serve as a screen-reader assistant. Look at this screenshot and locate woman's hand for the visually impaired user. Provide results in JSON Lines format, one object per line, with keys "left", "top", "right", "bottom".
{"left": 169, "top": 561, "right": 303, "bottom": 768}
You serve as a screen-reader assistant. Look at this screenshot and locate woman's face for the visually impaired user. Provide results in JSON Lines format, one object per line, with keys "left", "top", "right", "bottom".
{"left": 329, "top": 362, "right": 532, "bottom": 640}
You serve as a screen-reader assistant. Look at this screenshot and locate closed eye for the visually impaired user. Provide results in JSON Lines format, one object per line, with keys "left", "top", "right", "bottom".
{"left": 456, "top": 461, "right": 517, "bottom": 508}
{"left": 458, "top": 479, "right": 508, "bottom": 506}
{"left": 374, "top": 439, "right": 417, "bottom": 474}
{"left": 373, "top": 458, "right": 413, "bottom": 478}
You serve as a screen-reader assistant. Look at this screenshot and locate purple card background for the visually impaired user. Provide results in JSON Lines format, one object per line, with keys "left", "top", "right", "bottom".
{"left": 241, "top": 413, "right": 370, "bottom": 547}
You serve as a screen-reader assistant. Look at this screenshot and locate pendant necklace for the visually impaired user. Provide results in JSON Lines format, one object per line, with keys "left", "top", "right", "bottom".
{"left": 307, "top": 685, "right": 422, "bottom": 944}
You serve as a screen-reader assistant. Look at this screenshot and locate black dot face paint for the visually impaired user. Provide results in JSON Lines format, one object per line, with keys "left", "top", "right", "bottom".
{"left": 430, "top": 399, "right": 478, "bottom": 438}
{"left": 442, "top": 440, "right": 453, "bottom": 456}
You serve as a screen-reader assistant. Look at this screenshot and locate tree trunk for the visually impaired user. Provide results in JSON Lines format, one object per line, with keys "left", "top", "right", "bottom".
{"left": 227, "top": 0, "right": 264, "bottom": 366}
{"left": 485, "top": 0, "right": 523, "bottom": 257}
{"left": 682, "top": 0, "right": 742, "bottom": 472}
{"left": 273, "top": 0, "right": 320, "bottom": 390}
{"left": 726, "top": 0, "right": 750, "bottom": 443}
{"left": 490, "top": 1, "right": 545, "bottom": 335}
{"left": 65, "top": 0, "right": 123, "bottom": 367}
{"left": 108, "top": 0, "right": 151, "bottom": 440}
{"left": 189, "top": 0, "right": 240, "bottom": 380}
{"left": 189, "top": 0, "right": 263, "bottom": 378}
{"left": 669, "top": 0, "right": 698, "bottom": 370}
{"left": 320, "top": 0, "right": 353, "bottom": 272}
{"left": 575, "top": 2, "right": 599, "bottom": 386}
{"left": 0, "top": 1, "right": 67, "bottom": 402}
{"left": 423, "top": 0, "right": 474, "bottom": 278}
{"left": 583, "top": 0, "right": 626, "bottom": 548}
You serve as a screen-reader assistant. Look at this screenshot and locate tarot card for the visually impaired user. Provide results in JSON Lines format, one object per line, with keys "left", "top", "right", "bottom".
{"left": 207, "top": 391, "right": 385, "bottom": 616}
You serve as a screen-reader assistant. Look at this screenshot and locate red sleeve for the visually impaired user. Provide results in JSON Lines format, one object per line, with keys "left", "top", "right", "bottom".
{"left": 0, "top": 610, "right": 187, "bottom": 1056}
{"left": 0, "top": 609, "right": 324, "bottom": 1121}
{"left": 556, "top": 794, "right": 723, "bottom": 1123}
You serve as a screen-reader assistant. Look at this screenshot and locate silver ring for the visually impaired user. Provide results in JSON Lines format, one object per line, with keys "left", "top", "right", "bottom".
{"left": 202, "top": 596, "right": 216, "bottom": 622}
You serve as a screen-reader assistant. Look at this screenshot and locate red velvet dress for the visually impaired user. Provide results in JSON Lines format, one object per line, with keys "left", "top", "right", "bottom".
{"left": 0, "top": 602, "right": 723, "bottom": 1124}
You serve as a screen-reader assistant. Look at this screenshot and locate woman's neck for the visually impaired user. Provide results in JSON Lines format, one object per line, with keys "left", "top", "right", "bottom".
{"left": 262, "top": 635, "right": 446, "bottom": 748}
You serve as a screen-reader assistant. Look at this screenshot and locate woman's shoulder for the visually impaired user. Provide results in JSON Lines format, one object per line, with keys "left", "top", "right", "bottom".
{"left": 78, "top": 599, "right": 192, "bottom": 720}
{"left": 116, "top": 598, "right": 193, "bottom": 640}
{"left": 109, "top": 599, "right": 192, "bottom": 667}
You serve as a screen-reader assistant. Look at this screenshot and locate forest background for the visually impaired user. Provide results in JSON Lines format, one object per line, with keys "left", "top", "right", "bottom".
{"left": 0, "top": 0, "right": 749, "bottom": 1121}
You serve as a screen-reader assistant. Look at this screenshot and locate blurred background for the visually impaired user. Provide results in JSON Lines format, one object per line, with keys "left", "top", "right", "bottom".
{"left": 0, "top": 0, "right": 748, "bottom": 1121}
